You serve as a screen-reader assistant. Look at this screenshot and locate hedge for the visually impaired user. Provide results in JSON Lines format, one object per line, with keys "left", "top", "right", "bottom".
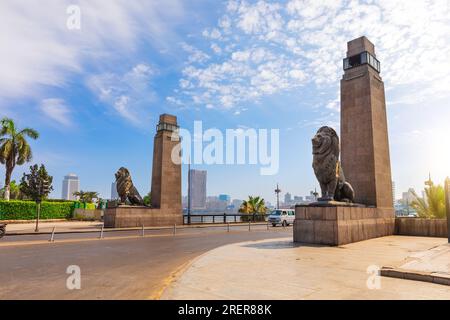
{"left": 0, "top": 200, "right": 75, "bottom": 220}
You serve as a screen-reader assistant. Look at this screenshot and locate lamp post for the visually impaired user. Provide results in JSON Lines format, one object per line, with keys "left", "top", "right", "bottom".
{"left": 445, "top": 177, "right": 450, "bottom": 243}
{"left": 274, "top": 184, "right": 281, "bottom": 210}
{"left": 187, "top": 161, "right": 191, "bottom": 225}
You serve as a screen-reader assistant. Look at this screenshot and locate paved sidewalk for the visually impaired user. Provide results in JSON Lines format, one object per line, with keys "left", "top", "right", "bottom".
{"left": 382, "top": 243, "right": 450, "bottom": 285}
{"left": 162, "top": 236, "right": 450, "bottom": 300}
{"left": 4, "top": 221, "right": 103, "bottom": 234}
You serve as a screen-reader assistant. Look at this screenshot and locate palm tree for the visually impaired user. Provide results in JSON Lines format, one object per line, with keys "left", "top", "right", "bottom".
{"left": 0, "top": 118, "right": 39, "bottom": 200}
{"left": 73, "top": 191, "right": 99, "bottom": 203}
{"left": 239, "top": 196, "right": 268, "bottom": 221}
{"left": 410, "top": 180, "right": 446, "bottom": 219}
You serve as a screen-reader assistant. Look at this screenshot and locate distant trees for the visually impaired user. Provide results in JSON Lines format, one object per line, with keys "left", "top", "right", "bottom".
{"left": 239, "top": 196, "right": 268, "bottom": 222}
{"left": 73, "top": 191, "right": 99, "bottom": 204}
{"left": 0, "top": 180, "right": 26, "bottom": 200}
{"left": 410, "top": 180, "right": 446, "bottom": 219}
{"left": 0, "top": 117, "right": 39, "bottom": 200}
{"left": 143, "top": 192, "right": 151, "bottom": 206}
{"left": 19, "top": 164, "right": 53, "bottom": 201}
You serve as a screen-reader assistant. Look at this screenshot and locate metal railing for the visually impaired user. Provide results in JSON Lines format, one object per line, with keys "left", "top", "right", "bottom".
{"left": 183, "top": 213, "right": 269, "bottom": 225}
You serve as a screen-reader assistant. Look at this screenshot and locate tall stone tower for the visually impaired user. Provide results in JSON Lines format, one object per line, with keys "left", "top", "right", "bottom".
{"left": 151, "top": 114, "right": 182, "bottom": 212}
{"left": 341, "top": 36, "right": 393, "bottom": 209}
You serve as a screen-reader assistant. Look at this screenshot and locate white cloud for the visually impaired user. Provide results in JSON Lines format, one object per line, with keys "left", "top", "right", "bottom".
{"left": 181, "top": 42, "right": 211, "bottom": 63}
{"left": 173, "top": 0, "right": 450, "bottom": 111}
{"left": 86, "top": 63, "right": 157, "bottom": 125}
{"left": 0, "top": 0, "right": 185, "bottom": 112}
{"left": 40, "top": 99, "right": 72, "bottom": 127}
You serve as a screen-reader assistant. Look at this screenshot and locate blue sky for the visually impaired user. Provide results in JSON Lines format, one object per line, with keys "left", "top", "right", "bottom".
{"left": 1, "top": 0, "right": 449, "bottom": 203}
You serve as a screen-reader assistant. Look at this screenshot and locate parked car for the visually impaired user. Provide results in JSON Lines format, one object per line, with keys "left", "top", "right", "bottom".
{"left": 268, "top": 209, "right": 295, "bottom": 227}
{"left": 0, "top": 224, "right": 6, "bottom": 239}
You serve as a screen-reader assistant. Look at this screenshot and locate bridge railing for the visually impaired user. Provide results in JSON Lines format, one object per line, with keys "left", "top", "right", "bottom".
{"left": 183, "top": 213, "right": 269, "bottom": 225}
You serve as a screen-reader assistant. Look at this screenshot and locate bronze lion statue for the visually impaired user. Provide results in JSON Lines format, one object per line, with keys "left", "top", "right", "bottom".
{"left": 312, "top": 126, "right": 354, "bottom": 202}
{"left": 115, "top": 167, "right": 145, "bottom": 206}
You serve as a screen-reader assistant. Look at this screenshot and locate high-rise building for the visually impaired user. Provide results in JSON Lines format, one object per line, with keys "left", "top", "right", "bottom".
{"left": 402, "top": 188, "right": 416, "bottom": 205}
{"left": 62, "top": 174, "right": 79, "bottom": 200}
{"left": 391, "top": 181, "right": 396, "bottom": 206}
{"left": 111, "top": 182, "right": 118, "bottom": 200}
{"left": 189, "top": 169, "right": 207, "bottom": 209}
{"left": 218, "top": 194, "right": 231, "bottom": 203}
{"left": 284, "top": 192, "right": 292, "bottom": 205}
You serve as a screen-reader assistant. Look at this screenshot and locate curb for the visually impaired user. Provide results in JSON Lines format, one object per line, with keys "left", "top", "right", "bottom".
{"left": 4, "top": 222, "right": 272, "bottom": 236}
{"left": 381, "top": 266, "right": 450, "bottom": 286}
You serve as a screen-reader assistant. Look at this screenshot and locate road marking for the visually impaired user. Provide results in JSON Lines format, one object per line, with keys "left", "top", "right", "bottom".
{"left": 148, "top": 258, "right": 196, "bottom": 300}
{"left": 0, "top": 227, "right": 288, "bottom": 248}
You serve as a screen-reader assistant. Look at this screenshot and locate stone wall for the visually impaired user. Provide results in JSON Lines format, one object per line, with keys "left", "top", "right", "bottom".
{"left": 294, "top": 205, "right": 395, "bottom": 246}
{"left": 395, "top": 217, "right": 448, "bottom": 238}
{"left": 73, "top": 209, "right": 103, "bottom": 221}
{"left": 104, "top": 206, "right": 183, "bottom": 228}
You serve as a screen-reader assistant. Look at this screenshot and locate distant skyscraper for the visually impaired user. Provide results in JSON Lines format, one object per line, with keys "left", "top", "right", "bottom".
{"left": 111, "top": 182, "right": 118, "bottom": 200}
{"left": 284, "top": 192, "right": 292, "bottom": 205}
{"left": 219, "top": 194, "right": 231, "bottom": 203}
{"left": 189, "top": 169, "right": 207, "bottom": 209}
{"left": 62, "top": 174, "right": 79, "bottom": 200}
{"left": 391, "top": 181, "right": 396, "bottom": 206}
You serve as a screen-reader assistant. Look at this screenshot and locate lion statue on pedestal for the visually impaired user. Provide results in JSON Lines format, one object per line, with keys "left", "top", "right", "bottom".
{"left": 312, "top": 126, "right": 355, "bottom": 203}
{"left": 115, "top": 167, "right": 145, "bottom": 206}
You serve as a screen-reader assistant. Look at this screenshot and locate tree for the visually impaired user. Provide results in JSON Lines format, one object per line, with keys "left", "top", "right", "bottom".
{"left": 0, "top": 117, "right": 39, "bottom": 200}
{"left": 239, "top": 196, "right": 268, "bottom": 222}
{"left": 73, "top": 191, "right": 99, "bottom": 203}
{"left": 410, "top": 180, "right": 446, "bottom": 219}
{"left": 0, "top": 180, "right": 26, "bottom": 200}
{"left": 19, "top": 164, "right": 53, "bottom": 201}
{"left": 143, "top": 192, "right": 151, "bottom": 206}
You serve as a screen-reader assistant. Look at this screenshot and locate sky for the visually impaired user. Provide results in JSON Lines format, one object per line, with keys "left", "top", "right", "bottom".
{"left": 0, "top": 0, "right": 449, "bottom": 204}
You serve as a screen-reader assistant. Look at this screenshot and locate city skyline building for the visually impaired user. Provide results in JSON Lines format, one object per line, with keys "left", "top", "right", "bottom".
{"left": 189, "top": 169, "right": 207, "bottom": 209}
{"left": 111, "top": 181, "right": 118, "bottom": 200}
{"left": 61, "top": 173, "right": 79, "bottom": 201}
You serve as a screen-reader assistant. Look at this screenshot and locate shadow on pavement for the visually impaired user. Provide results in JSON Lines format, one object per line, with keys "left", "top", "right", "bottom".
{"left": 240, "top": 239, "right": 327, "bottom": 250}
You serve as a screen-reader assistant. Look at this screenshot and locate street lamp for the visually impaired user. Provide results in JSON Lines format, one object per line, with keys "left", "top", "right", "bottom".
{"left": 274, "top": 184, "right": 281, "bottom": 210}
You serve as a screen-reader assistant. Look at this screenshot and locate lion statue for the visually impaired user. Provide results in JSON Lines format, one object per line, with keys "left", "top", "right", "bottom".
{"left": 115, "top": 167, "right": 145, "bottom": 206}
{"left": 312, "top": 126, "right": 355, "bottom": 202}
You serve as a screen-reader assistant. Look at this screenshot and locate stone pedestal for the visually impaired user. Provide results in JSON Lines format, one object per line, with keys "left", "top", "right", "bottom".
{"left": 294, "top": 204, "right": 395, "bottom": 246}
{"left": 104, "top": 206, "right": 183, "bottom": 228}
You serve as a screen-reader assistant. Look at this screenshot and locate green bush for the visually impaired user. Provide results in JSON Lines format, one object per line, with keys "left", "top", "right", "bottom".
{"left": 73, "top": 202, "right": 96, "bottom": 210}
{"left": 0, "top": 200, "right": 75, "bottom": 220}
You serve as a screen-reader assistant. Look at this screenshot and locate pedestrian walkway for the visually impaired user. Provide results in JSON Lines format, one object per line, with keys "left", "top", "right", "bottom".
{"left": 4, "top": 221, "right": 102, "bottom": 234}
{"left": 382, "top": 243, "right": 450, "bottom": 286}
{"left": 162, "top": 236, "right": 450, "bottom": 300}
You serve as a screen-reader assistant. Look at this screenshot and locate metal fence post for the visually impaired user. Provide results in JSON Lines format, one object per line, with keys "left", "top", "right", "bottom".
{"left": 142, "top": 224, "right": 145, "bottom": 237}
{"left": 99, "top": 224, "right": 104, "bottom": 239}
{"left": 227, "top": 223, "right": 230, "bottom": 233}
{"left": 248, "top": 221, "right": 251, "bottom": 232}
{"left": 173, "top": 224, "right": 177, "bottom": 236}
{"left": 224, "top": 213, "right": 226, "bottom": 224}
{"left": 49, "top": 227, "right": 56, "bottom": 242}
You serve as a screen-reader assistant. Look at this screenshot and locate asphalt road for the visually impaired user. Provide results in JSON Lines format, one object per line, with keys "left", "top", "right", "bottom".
{"left": 0, "top": 225, "right": 292, "bottom": 300}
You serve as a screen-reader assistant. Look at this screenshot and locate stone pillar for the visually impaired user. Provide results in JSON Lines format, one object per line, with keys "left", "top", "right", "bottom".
{"left": 151, "top": 114, "right": 182, "bottom": 213}
{"left": 340, "top": 36, "right": 393, "bottom": 209}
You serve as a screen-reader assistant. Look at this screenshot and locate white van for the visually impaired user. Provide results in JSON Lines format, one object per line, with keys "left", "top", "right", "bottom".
{"left": 268, "top": 209, "right": 295, "bottom": 227}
